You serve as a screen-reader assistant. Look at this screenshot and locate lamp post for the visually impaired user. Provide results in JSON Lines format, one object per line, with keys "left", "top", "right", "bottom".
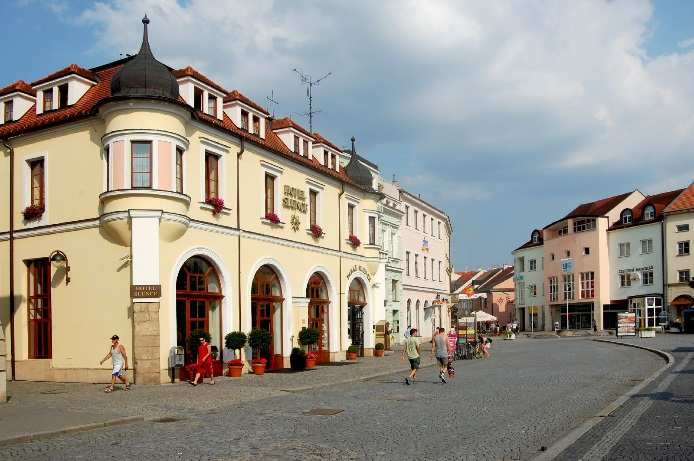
{"left": 49, "top": 250, "right": 70, "bottom": 285}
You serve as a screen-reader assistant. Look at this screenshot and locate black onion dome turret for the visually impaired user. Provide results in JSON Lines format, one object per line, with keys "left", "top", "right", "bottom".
{"left": 345, "top": 136, "right": 374, "bottom": 189}
{"left": 110, "top": 16, "right": 179, "bottom": 100}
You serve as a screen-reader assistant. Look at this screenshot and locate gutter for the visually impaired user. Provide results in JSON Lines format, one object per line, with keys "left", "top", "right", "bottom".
{"left": 236, "top": 137, "right": 245, "bottom": 346}
{"left": 1, "top": 138, "right": 15, "bottom": 380}
{"left": 339, "top": 183, "right": 345, "bottom": 354}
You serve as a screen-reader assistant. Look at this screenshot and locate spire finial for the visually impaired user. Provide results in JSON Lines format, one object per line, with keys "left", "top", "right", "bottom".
{"left": 351, "top": 136, "right": 356, "bottom": 154}
{"left": 142, "top": 14, "right": 149, "bottom": 25}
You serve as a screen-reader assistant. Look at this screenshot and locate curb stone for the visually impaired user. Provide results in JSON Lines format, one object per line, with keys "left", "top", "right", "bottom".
{"left": 0, "top": 415, "right": 144, "bottom": 447}
{"left": 533, "top": 338, "right": 674, "bottom": 461}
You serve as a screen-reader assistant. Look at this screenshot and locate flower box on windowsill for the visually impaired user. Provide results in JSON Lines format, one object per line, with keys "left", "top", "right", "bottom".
{"left": 22, "top": 204, "right": 45, "bottom": 221}
{"left": 308, "top": 224, "right": 325, "bottom": 239}
{"left": 199, "top": 202, "right": 231, "bottom": 215}
{"left": 261, "top": 217, "right": 284, "bottom": 227}
{"left": 347, "top": 235, "right": 361, "bottom": 248}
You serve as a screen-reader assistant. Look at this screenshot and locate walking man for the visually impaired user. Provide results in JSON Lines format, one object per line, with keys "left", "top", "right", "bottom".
{"left": 403, "top": 328, "right": 420, "bottom": 385}
{"left": 432, "top": 327, "right": 449, "bottom": 383}
{"left": 100, "top": 335, "right": 130, "bottom": 393}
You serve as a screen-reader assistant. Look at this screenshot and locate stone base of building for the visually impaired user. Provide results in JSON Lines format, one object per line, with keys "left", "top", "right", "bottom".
{"left": 15, "top": 360, "right": 125, "bottom": 383}
{"left": 133, "top": 302, "right": 161, "bottom": 385}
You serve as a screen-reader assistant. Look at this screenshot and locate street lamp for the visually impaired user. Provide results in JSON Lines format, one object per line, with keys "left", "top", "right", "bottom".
{"left": 49, "top": 250, "right": 70, "bottom": 285}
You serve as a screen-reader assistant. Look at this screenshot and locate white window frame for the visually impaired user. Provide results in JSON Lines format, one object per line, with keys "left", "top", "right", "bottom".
{"left": 306, "top": 178, "right": 324, "bottom": 230}
{"left": 345, "top": 195, "right": 360, "bottom": 239}
{"left": 676, "top": 224, "right": 689, "bottom": 233}
{"left": 643, "top": 205, "right": 655, "bottom": 220}
{"left": 642, "top": 269, "right": 654, "bottom": 286}
{"left": 678, "top": 269, "right": 690, "bottom": 283}
{"left": 641, "top": 239, "right": 653, "bottom": 255}
{"left": 22, "top": 152, "right": 49, "bottom": 228}
{"left": 677, "top": 240, "right": 690, "bottom": 256}
{"left": 260, "top": 160, "right": 283, "bottom": 221}
{"left": 529, "top": 259, "right": 537, "bottom": 272}
{"left": 619, "top": 242, "right": 631, "bottom": 258}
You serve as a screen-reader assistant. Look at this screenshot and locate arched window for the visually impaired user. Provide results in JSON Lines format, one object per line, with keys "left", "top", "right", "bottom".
{"left": 251, "top": 265, "right": 284, "bottom": 366}
{"left": 643, "top": 205, "right": 655, "bottom": 221}
{"left": 531, "top": 230, "right": 540, "bottom": 243}
{"left": 415, "top": 300, "right": 421, "bottom": 331}
{"left": 406, "top": 299, "right": 412, "bottom": 327}
{"left": 621, "top": 209, "right": 632, "bottom": 224}
{"left": 307, "top": 273, "right": 329, "bottom": 362}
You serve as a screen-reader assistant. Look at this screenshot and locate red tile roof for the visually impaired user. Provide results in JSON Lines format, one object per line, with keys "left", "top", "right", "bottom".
{"left": 565, "top": 191, "right": 634, "bottom": 218}
{"left": 0, "top": 80, "right": 35, "bottom": 98}
{"left": 312, "top": 132, "right": 343, "bottom": 152}
{"left": 664, "top": 183, "right": 694, "bottom": 214}
{"left": 223, "top": 90, "right": 269, "bottom": 115}
{"left": 271, "top": 117, "right": 313, "bottom": 139}
{"left": 31, "top": 64, "right": 98, "bottom": 86}
{"left": 172, "top": 66, "right": 228, "bottom": 94}
{"left": 477, "top": 266, "right": 514, "bottom": 291}
{"left": 609, "top": 188, "right": 684, "bottom": 230}
{"left": 455, "top": 271, "right": 478, "bottom": 285}
{"left": 0, "top": 60, "right": 370, "bottom": 191}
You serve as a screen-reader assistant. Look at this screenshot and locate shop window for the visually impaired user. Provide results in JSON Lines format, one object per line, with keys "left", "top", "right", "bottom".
{"left": 368, "top": 216, "right": 376, "bottom": 245}
{"left": 4, "top": 99, "right": 13, "bottom": 122}
{"left": 309, "top": 189, "right": 318, "bottom": 227}
{"left": 205, "top": 152, "right": 219, "bottom": 199}
{"left": 27, "top": 258, "right": 51, "bottom": 359}
{"left": 131, "top": 141, "right": 152, "bottom": 188}
{"left": 43, "top": 89, "right": 53, "bottom": 111}
{"left": 30, "top": 158, "right": 45, "bottom": 207}
{"left": 176, "top": 147, "right": 184, "bottom": 193}
{"left": 265, "top": 173, "right": 275, "bottom": 215}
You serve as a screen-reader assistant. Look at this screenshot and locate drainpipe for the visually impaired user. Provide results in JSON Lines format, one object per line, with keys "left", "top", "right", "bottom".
{"left": 660, "top": 217, "right": 667, "bottom": 321}
{"left": 339, "top": 183, "right": 345, "bottom": 354}
{"left": 236, "top": 137, "right": 245, "bottom": 348}
{"left": 1, "top": 138, "right": 15, "bottom": 380}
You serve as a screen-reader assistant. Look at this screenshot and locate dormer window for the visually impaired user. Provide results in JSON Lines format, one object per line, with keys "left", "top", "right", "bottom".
{"left": 241, "top": 110, "right": 249, "bottom": 131}
{"left": 58, "top": 83, "right": 68, "bottom": 109}
{"left": 644, "top": 205, "right": 655, "bottom": 221}
{"left": 193, "top": 87, "right": 203, "bottom": 111}
{"left": 331, "top": 153, "right": 337, "bottom": 170}
{"left": 253, "top": 115, "right": 260, "bottom": 135}
{"left": 43, "top": 90, "right": 53, "bottom": 111}
{"left": 294, "top": 135, "right": 300, "bottom": 154}
{"left": 531, "top": 230, "right": 540, "bottom": 244}
{"left": 621, "top": 209, "right": 632, "bottom": 224}
{"left": 323, "top": 150, "right": 329, "bottom": 166}
{"left": 303, "top": 139, "right": 309, "bottom": 157}
{"left": 4, "top": 100, "right": 12, "bottom": 122}
{"left": 207, "top": 94, "right": 217, "bottom": 116}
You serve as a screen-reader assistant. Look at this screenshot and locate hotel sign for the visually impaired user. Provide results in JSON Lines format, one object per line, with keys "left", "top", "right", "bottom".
{"left": 347, "top": 265, "right": 372, "bottom": 282}
{"left": 282, "top": 186, "right": 307, "bottom": 213}
{"left": 131, "top": 284, "right": 161, "bottom": 298}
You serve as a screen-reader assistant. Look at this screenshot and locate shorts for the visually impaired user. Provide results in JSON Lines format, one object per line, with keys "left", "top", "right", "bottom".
{"left": 436, "top": 356, "right": 448, "bottom": 367}
{"left": 408, "top": 357, "right": 420, "bottom": 370}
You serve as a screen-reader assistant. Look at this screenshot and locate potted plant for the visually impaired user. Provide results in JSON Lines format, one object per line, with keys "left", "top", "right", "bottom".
{"left": 348, "top": 234, "right": 361, "bottom": 248}
{"left": 310, "top": 224, "right": 324, "bottom": 239}
{"left": 346, "top": 345, "right": 359, "bottom": 361}
{"left": 22, "top": 204, "right": 45, "bottom": 221}
{"left": 264, "top": 212, "right": 280, "bottom": 224}
{"left": 290, "top": 347, "right": 306, "bottom": 371}
{"left": 205, "top": 197, "right": 225, "bottom": 215}
{"left": 224, "top": 331, "right": 247, "bottom": 377}
{"left": 298, "top": 327, "right": 320, "bottom": 369}
{"left": 374, "top": 342, "right": 385, "bottom": 357}
{"left": 248, "top": 329, "right": 272, "bottom": 374}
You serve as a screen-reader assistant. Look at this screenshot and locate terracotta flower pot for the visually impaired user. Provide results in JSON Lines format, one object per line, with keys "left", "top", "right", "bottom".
{"left": 374, "top": 349, "right": 384, "bottom": 357}
{"left": 227, "top": 364, "right": 243, "bottom": 377}
{"left": 305, "top": 357, "right": 316, "bottom": 369}
{"left": 251, "top": 362, "right": 266, "bottom": 375}
{"left": 346, "top": 352, "right": 358, "bottom": 361}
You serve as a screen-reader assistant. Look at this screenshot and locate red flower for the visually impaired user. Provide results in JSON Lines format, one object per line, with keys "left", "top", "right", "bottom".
{"left": 22, "top": 204, "right": 45, "bottom": 221}
{"left": 348, "top": 234, "right": 361, "bottom": 248}
{"left": 265, "top": 212, "right": 280, "bottom": 224}
{"left": 205, "top": 197, "right": 225, "bottom": 215}
{"left": 310, "top": 224, "right": 324, "bottom": 238}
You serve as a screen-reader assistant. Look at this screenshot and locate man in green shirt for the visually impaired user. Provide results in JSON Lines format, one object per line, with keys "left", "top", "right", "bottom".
{"left": 403, "top": 328, "right": 420, "bottom": 385}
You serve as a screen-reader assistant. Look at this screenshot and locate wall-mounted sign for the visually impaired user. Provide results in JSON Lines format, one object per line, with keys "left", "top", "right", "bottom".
{"left": 282, "top": 185, "right": 307, "bottom": 213}
{"left": 131, "top": 284, "right": 161, "bottom": 298}
{"left": 347, "top": 265, "right": 372, "bottom": 282}
{"left": 421, "top": 238, "right": 429, "bottom": 252}
{"left": 617, "top": 265, "right": 653, "bottom": 275}
{"left": 560, "top": 258, "right": 573, "bottom": 273}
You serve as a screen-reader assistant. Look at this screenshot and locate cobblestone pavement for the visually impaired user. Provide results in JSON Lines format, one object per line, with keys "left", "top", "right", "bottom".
{"left": 556, "top": 334, "right": 694, "bottom": 461}
{"left": 1, "top": 338, "right": 662, "bottom": 460}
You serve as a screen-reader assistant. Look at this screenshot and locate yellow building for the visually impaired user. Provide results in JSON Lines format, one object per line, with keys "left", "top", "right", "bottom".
{"left": 0, "top": 17, "right": 387, "bottom": 384}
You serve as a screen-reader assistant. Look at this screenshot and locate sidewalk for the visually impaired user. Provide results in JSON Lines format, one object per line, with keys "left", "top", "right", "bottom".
{"left": 0, "top": 350, "right": 434, "bottom": 445}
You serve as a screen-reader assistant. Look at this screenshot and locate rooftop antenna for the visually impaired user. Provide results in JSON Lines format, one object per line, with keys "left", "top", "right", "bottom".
{"left": 265, "top": 90, "right": 279, "bottom": 118}
{"left": 293, "top": 68, "right": 332, "bottom": 132}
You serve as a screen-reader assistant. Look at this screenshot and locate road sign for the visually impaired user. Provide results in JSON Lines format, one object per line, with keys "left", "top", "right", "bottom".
{"left": 560, "top": 258, "right": 573, "bottom": 273}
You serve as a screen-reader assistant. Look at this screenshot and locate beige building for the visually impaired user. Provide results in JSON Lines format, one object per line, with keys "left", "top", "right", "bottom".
{"left": 0, "top": 18, "right": 388, "bottom": 384}
{"left": 663, "top": 183, "right": 694, "bottom": 326}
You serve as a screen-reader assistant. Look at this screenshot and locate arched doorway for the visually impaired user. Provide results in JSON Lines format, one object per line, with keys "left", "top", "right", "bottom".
{"left": 672, "top": 295, "right": 694, "bottom": 326}
{"left": 251, "top": 265, "right": 283, "bottom": 368}
{"left": 306, "top": 273, "right": 330, "bottom": 363}
{"left": 348, "top": 278, "right": 367, "bottom": 356}
{"left": 176, "top": 256, "right": 223, "bottom": 365}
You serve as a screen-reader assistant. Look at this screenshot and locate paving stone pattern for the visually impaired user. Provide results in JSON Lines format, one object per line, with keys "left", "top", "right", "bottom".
{"left": 1, "top": 338, "right": 662, "bottom": 460}
{"left": 557, "top": 334, "right": 694, "bottom": 461}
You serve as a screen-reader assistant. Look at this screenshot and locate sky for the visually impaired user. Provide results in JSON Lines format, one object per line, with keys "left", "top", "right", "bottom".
{"left": 2, "top": 0, "right": 694, "bottom": 270}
